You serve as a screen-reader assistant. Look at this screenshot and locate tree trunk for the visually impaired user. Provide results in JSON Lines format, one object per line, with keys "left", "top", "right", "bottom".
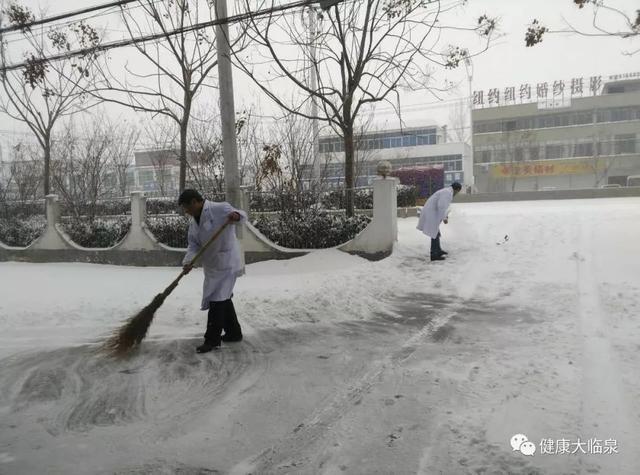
{"left": 343, "top": 125, "right": 355, "bottom": 217}
{"left": 179, "top": 119, "right": 188, "bottom": 193}
{"left": 43, "top": 139, "right": 51, "bottom": 196}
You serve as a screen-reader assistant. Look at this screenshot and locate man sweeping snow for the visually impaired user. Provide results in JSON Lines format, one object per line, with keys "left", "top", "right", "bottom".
{"left": 179, "top": 189, "right": 247, "bottom": 353}
{"left": 417, "top": 182, "right": 461, "bottom": 261}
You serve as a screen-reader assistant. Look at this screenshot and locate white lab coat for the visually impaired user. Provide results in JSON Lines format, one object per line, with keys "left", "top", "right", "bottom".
{"left": 416, "top": 187, "right": 454, "bottom": 239}
{"left": 182, "top": 200, "right": 247, "bottom": 310}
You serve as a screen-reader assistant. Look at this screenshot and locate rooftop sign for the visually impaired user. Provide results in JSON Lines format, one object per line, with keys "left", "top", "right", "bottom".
{"left": 472, "top": 72, "right": 640, "bottom": 109}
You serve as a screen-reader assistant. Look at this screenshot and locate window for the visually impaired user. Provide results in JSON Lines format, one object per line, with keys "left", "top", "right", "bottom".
{"left": 545, "top": 144, "right": 565, "bottom": 160}
{"left": 573, "top": 142, "right": 594, "bottom": 157}
{"left": 574, "top": 111, "right": 593, "bottom": 125}
{"left": 454, "top": 173, "right": 461, "bottom": 180}
{"left": 614, "top": 134, "right": 636, "bottom": 155}
{"left": 479, "top": 150, "right": 492, "bottom": 163}
{"left": 597, "top": 106, "right": 640, "bottom": 123}
{"left": 514, "top": 147, "right": 524, "bottom": 161}
{"left": 428, "top": 135, "right": 436, "bottom": 144}
{"left": 503, "top": 120, "right": 517, "bottom": 131}
{"left": 138, "top": 170, "right": 154, "bottom": 183}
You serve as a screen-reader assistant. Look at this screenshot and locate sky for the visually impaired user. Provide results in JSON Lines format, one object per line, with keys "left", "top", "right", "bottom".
{"left": 0, "top": 0, "right": 638, "bottom": 148}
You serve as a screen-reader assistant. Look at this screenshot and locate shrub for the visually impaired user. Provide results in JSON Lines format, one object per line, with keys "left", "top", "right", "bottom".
{"left": 252, "top": 211, "right": 371, "bottom": 249}
{"left": 59, "top": 200, "right": 130, "bottom": 217}
{"left": 0, "top": 215, "right": 46, "bottom": 247}
{"left": 397, "top": 185, "right": 419, "bottom": 207}
{"left": 320, "top": 189, "right": 373, "bottom": 210}
{"left": 60, "top": 217, "right": 131, "bottom": 248}
{"left": 147, "top": 197, "right": 182, "bottom": 216}
{"left": 250, "top": 190, "right": 317, "bottom": 213}
{"left": 146, "top": 215, "right": 190, "bottom": 248}
{"left": 0, "top": 200, "right": 45, "bottom": 220}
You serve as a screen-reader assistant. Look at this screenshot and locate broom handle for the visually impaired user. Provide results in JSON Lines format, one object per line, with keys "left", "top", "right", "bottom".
{"left": 161, "top": 218, "right": 232, "bottom": 297}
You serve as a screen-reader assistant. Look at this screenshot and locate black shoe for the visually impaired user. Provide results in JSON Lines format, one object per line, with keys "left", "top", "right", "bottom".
{"left": 222, "top": 334, "right": 243, "bottom": 342}
{"left": 196, "top": 342, "right": 221, "bottom": 353}
{"left": 439, "top": 250, "right": 448, "bottom": 255}
{"left": 431, "top": 255, "right": 446, "bottom": 261}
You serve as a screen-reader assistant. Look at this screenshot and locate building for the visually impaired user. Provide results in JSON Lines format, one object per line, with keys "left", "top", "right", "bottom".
{"left": 472, "top": 74, "right": 640, "bottom": 192}
{"left": 132, "top": 149, "right": 183, "bottom": 196}
{"left": 317, "top": 125, "right": 471, "bottom": 188}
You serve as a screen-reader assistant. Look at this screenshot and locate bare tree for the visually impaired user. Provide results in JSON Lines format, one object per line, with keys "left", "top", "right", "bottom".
{"left": 9, "top": 143, "right": 42, "bottom": 201}
{"left": 141, "top": 118, "right": 180, "bottom": 196}
{"left": 352, "top": 117, "right": 382, "bottom": 187}
{"left": 0, "top": 2, "right": 101, "bottom": 195}
{"left": 187, "top": 110, "right": 225, "bottom": 193}
{"left": 234, "top": 109, "right": 268, "bottom": 190}
{"left": 51, "top": 119, "right": 113, "bottom": 218}
{"left": 234, "top": 0, "right": 495, "bottom": 215}
{"left": 526, "top": 1, "right": 640, "bottom": 54}
{"left": 275, "top": 113, "right": 316, "bottom": 191}
{"left": 109, "top": 120, "right": 140, "bottom": 197}
{"left": 92, "top": 0, "right": 246, "bottom": 193}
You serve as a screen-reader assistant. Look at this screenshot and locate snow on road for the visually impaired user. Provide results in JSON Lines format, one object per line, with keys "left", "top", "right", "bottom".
{"left": 1, "top": 198, "right": 639, "bottom": 474}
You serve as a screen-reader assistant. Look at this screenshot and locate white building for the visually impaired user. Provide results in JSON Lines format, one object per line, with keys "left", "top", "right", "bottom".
{"left": 317, "top": 125, "right": 471, "bottom": 188}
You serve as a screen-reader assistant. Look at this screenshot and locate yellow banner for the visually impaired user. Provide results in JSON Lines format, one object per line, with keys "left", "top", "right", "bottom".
{"left": 491, "top": 159, "right": 604, "bottom": 178}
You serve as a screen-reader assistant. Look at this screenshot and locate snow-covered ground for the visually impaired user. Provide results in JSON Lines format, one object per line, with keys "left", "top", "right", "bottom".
{"left": 1, "top": 198, "right": 640, "bottom": 475}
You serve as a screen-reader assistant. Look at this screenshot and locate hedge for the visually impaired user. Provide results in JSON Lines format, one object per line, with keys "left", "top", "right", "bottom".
{"left": 0, "top": 216, "right": 47, "bottom": 247}
{"left": 146, "top": 216, "right": 190, "bottom": 248}
{"left": 59, "top": 217, "right": 131, "bottom": 248}
{"left": 252, "top": 211, "right": 371, "bottom": 249}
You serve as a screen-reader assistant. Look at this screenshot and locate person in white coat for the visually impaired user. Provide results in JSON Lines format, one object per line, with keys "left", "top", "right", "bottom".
{"left": 179, "top": 189, "right": 248, "bottom": 353}
{"left": 416, "top": 182, "right": 461, "bottom": 261}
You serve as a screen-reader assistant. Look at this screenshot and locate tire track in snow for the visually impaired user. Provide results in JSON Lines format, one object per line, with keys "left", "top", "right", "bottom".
{"left": 575, "top": 215, "right": 638, "bottom": 475}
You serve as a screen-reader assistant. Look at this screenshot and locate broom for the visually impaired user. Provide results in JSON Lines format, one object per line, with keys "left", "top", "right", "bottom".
{"left": 102, "top": 218, "right": 232, "bottom": 358}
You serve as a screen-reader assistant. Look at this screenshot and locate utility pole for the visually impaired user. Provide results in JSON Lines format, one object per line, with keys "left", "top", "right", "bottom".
{"left": 308, "top": 7, "right": 320, "bottom": 186}
{"left": 464, "top": 56, "right": 475, "bottom": 192}
{"left": 215, "top": 0, "right": 244, "bottom": 273}
{"left": 215, "top": 0, "right": 240, "bottom": 209}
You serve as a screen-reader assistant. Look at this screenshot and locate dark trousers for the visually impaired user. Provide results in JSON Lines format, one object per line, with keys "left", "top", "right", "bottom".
{"left": 204, "top": 299, "right": 242, "bottom": 344}
{"left": 430, "top": 232, "right": 442, "bottom": 258}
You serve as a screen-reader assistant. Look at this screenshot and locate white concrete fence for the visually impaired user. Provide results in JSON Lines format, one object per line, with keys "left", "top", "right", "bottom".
{"left": 0, "top": 177, "right": 400, "bottom": 266}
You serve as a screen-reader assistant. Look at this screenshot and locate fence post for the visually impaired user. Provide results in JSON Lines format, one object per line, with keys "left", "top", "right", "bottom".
{"left": 130, "top": 191, "right": 146, "bottom": 230}
{"left": 339, "top": 177, "right": 398, "bottom": 258}
{"left": 30, "top": 194, "right": 72, "bottom": 250}
{"left": 116, "top": 191, "right": 162, "bottom": 251}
